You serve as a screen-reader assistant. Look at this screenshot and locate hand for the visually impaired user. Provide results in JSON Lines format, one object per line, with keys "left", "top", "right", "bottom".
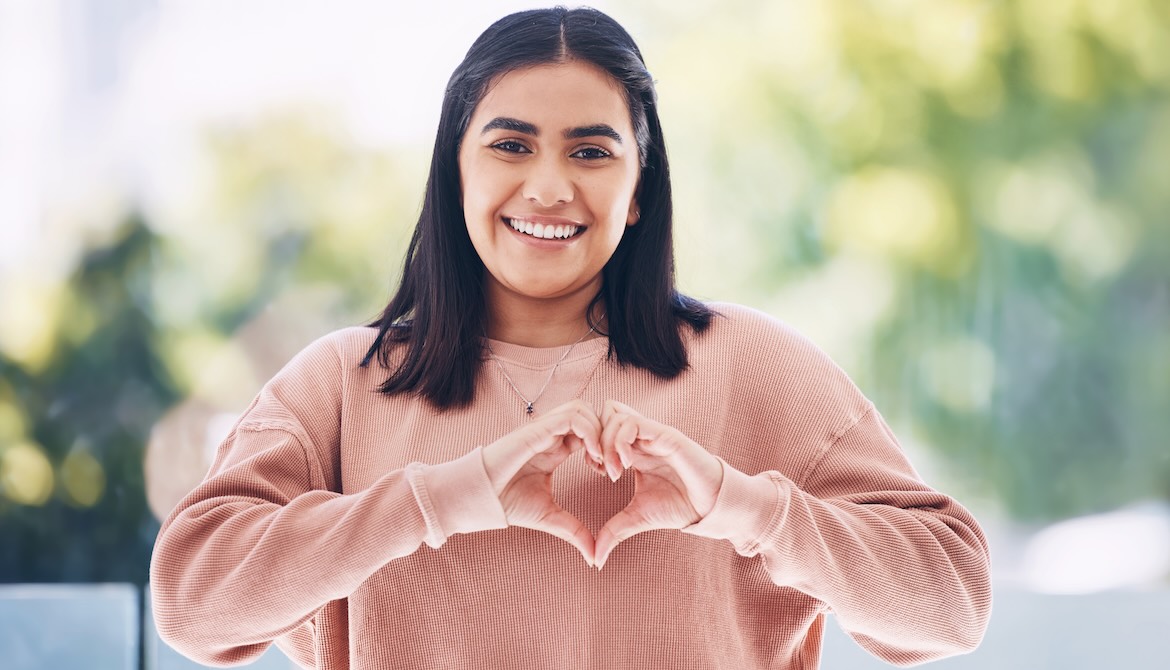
{"left": 481, "top": 399, "right": 601, "bottom": 566}
{"left": 590, "top": 400, "right": 725, "bottom": 570}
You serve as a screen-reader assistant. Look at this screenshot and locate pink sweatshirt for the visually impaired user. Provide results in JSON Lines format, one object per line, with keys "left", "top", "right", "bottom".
{"left": 150, "top": 302, "right": 991, "bottom": 669}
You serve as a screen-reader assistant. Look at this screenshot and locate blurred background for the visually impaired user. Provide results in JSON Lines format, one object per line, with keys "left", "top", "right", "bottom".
{"left": 1, "top": 0, "right": 1167, "bottom": 667}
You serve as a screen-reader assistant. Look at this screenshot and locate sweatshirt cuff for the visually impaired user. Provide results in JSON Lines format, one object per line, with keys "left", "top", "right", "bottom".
{"left": 410, "top": 446, "right": 508, "bottom": 548}
{"left": 680, "top": 458, "right": 785, "bottom": 553}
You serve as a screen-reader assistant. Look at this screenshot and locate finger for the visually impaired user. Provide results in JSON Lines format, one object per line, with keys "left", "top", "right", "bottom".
{"left": 608, "top": 402, "right": 669, "bottom": 444}
{"left": 622, "top": 413, "right": 679, "bottom": 461}
{"left": 486, "top": 405, "right": 598, "bottom": 495}
{"left": 607, "top": 399, "right": 637, "bottom": 416}
{"left": 532, "top": 507, "right": 596, "bottom": 567}
{"left": 563, "top": 433, "right": 584, "bottom": 454}
{"left": 584, "top": 451, "right": 608, "bottom": 477}
{"left": 531, "top": 402, "right": 591, "bottom": 457}
{"left": 567, "top": 407, "right": 604, "bottom": 473}
{"left": 614, "top": 417, "right": 643, "bottom": 469}
{"left": 569, "top": 404, "right": 603, "bottom": 464}
{"left": 598, "top": 400, "right": 628, "bottom": 469}
{"left": 599, "top": 413, "right": 633, "bottom": 481}
{"left": 613, "top": 417, "right": 641, "bottom": 471}
{"left": 601, "top": 398, "right": 621, "bottom": 425}
{"left": 594, "top": 507, "right": 652, "bottom": 570}
{"left": 614, "top": 439, "right": 633, "bottom": 470}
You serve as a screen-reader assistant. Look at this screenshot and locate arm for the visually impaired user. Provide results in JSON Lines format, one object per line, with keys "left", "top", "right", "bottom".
{"left": 683, "top": 405, "right": 992, "bottom": 666}
{"left": 149, "top": 336, "right": 506, "bottom": 667}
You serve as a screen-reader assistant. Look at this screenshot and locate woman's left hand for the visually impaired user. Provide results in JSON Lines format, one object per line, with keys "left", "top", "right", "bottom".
{"left": 587, "top": 400, "right": 725, "bottom": 570}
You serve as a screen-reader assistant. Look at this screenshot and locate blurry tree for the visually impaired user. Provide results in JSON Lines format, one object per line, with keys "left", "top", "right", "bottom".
{"left": 3, "top": 0, "right": 1170, "bottom": 586}
{"left": 639, "top": 0, "right": 1170, "bottom": 519}
{"left": 1, "top": 219, "right": 173, "bottom": 582}
{"left": 0, "top": 113, "right": 417, "bottom": 583}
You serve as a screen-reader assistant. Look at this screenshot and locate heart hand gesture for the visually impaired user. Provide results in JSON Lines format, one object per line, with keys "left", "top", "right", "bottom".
{"left": 480, "top": 399, "right": 724, "bottom": 570}
{"left": 587, "top": 400, "right": 725, "bottom": 569}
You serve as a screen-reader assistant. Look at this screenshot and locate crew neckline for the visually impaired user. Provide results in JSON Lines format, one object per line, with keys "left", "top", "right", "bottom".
{"left": 481, "top": 335, "right": 610, "bottom": 369}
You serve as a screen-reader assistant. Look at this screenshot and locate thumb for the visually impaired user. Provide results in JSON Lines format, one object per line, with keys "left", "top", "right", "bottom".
{"left": 594, "top": 507, "right": 653, "bottom": 571}
{"left": 531, "top": 505, "right": 596, "bottom": 567}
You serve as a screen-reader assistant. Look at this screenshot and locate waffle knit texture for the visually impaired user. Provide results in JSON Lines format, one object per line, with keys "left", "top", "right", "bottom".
{"left": 150, "top": 302, "right": 991, "bottom": 669}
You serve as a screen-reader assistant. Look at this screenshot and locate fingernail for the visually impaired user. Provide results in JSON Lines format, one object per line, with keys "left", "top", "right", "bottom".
{"left": 619, "top": 453, "right": 630, "bottom": 468}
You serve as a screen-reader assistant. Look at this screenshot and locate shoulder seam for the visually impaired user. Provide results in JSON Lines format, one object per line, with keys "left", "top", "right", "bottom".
{"left": 793, "top": 403, "right": 876, "bottom": 489}
{"left": 237, "top": 422, "right": 329, "bottom": 491}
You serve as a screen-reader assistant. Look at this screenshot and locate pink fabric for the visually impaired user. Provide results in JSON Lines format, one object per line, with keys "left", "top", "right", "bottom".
{"left": 150, "top": 302, "right": 991, "bottom": 669}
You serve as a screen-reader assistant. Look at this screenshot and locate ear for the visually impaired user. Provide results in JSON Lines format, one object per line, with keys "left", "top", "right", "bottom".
{"left": 625, "top": 184, "right": 641, "bottom": 226}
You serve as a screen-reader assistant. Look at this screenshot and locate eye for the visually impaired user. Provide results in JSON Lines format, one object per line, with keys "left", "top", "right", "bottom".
{"left": 490, "top": 140, "right": 530, "bottom": 154}
{"left": 571, "top": 146, "right": 612, "bottom": 160}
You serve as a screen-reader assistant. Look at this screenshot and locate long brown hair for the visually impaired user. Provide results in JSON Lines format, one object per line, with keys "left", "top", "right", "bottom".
{"left": 361, "top": 6, "right": 713, "bottom": 409}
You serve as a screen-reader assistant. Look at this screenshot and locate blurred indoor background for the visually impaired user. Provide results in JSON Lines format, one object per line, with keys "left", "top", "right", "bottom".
{"left": 1, "top": 0, "right": 1168, "bottom": 668}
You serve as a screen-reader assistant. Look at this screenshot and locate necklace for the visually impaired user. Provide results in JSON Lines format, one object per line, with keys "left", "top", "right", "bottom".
{"left": 485, "top": 324, "right": 597, "bottom": 416}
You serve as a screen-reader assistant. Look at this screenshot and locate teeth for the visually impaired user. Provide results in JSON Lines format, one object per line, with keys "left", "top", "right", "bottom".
{"left": 507, "top": 218, "right": 580, "bottom": 239}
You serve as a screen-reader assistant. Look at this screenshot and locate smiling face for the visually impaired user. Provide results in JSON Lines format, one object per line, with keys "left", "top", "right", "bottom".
{"left": 458, "top": 60, "right": 641, "bottom": 323}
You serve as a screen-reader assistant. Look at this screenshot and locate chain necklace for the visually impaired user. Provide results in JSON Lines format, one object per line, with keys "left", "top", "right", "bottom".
{"left": 485, "top": 324, "right": 597, "bottom": 416}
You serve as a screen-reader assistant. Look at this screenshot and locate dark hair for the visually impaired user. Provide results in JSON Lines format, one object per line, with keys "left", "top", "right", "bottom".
{"left": 361, "top": 6, "right": 713, "bottom": 409}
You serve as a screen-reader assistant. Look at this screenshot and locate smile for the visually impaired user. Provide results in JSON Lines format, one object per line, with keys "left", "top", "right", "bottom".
{"left": 504, "top": 216, "right": 586, "bottom": 240}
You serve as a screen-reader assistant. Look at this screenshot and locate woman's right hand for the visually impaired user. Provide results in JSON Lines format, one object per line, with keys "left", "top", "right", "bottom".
{"left": 481, "top": 399, "right": 600, "bottom": 566}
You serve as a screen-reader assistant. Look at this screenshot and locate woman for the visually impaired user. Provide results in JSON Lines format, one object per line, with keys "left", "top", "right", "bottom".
{"left": 150, "top": 7, "right": 991, "bottom": 669}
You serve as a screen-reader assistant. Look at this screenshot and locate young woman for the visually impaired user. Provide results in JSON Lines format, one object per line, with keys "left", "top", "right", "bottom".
{"left": 150, "top": 7, "right": 991, "bottom": 669}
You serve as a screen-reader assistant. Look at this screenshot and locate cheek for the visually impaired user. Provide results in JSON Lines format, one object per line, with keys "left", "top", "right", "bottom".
{"left": 583, "top": 174, "right": 637, "bottom": 220}
{"left": 463, "top": 167, "right": 514, "bottom": 217}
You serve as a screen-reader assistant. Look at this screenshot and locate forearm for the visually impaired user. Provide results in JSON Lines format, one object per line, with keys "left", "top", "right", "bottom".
{"left": 686, "top": 464, "right": 990, "bottom": 663}
{"left": 773, "top": 479, "right": 988, "bottom": 663}
{"left": 683, "top": 400, "right": 992, "bottom": 665}
{"left": 150, "top": 441, "right": 506, "bottom": 666}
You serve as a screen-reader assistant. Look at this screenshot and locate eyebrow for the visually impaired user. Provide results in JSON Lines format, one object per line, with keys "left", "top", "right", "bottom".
{"left": 480, "top": 116, "right": 624, "bottom": 144}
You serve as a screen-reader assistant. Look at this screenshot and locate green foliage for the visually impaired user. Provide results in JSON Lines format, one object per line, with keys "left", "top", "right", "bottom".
{"left": 1, "top": 115, "right": 418, "bottom": 583}
{"left": 1, "top": 219, "right": 174, "bottom": 582}
{"left": 2, "top": 1, "right": 1169, "bottom": 584}
{"left": 636, "top": 0, "right": 1170, "bottom": 519}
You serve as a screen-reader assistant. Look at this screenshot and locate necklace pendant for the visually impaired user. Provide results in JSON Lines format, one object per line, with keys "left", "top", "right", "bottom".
{"left": 486, "top": 322, "right": 597, "bottom": 420}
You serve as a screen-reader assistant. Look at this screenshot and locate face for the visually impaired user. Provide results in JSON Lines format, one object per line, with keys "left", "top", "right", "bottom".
{"left": 458, "top": 60, "right": 641, "bottom": 311}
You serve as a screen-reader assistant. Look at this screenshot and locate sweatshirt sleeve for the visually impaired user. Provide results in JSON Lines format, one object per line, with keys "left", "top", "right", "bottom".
{"left": 682, "top": 404, "right": 992, "bottom": 666}
{"left": 679, "top": 306, "right": 991, "bottom": 666}
{"left": 148, "top": 332, "right": 507, "bottom": 667}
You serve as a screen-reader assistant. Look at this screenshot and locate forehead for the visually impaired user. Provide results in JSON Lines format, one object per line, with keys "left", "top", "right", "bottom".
{"left": 472, "top": 61, "right": 632, "bottom": 131}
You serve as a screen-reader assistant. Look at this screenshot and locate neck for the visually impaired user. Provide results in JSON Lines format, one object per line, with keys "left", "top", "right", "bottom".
{"left": 485, "top": 282, "right": 605, "bottom": 347}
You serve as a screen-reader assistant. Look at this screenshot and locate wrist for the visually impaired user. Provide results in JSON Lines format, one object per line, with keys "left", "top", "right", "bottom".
{"left": 412, "top": 447, "right": 508, "bottom": 547}
{"left": 692, "top": 452, "right": 724, "bottom": 518}
{"left": 681, "top": 460, "right": 784, "bottom": 552}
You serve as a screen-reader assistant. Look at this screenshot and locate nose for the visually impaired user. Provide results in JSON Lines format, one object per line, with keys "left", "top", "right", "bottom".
{"left": 521, "top": 158, "right": 575, "bottom": 207}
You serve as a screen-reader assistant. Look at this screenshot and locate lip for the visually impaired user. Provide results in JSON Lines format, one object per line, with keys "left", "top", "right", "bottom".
{"left": 505, "top": 213, "right": 584, "bottom": 226}
{"left": 502, "top": 215, "right": 587, "bottom": 247}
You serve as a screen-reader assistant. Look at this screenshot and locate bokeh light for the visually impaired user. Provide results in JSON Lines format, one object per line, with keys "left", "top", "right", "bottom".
{"left": 59, "top": 449, "right": 106, "bottom": 508}
{"left": 1, "top": 442, "right": 55, "bottom": 507}
{"left": 0, "top": 2, "right": 1168, "bottom": 666}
